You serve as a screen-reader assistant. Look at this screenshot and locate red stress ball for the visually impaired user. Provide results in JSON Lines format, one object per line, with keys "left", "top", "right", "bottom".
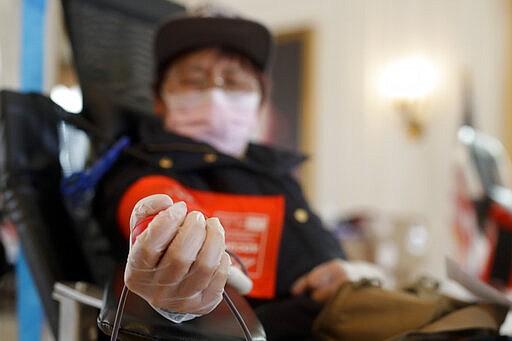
{"left": 131, "top": 214, "right": 157, "bottom": 246}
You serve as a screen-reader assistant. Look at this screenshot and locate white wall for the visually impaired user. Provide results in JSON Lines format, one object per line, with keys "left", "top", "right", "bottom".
{"left": 177, "top": 0, "right": 511, "bottom": 278}
{"left": 0, "top": 0, "right": 62, "bottom": 91}
{"left": 0, "top": 0, "right": 21, "bottom": 89}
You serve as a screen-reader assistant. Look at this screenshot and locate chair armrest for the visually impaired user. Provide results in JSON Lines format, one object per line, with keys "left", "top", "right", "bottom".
{"left": 97, "top": 265, "right": 266, "bottom": 340}
{"left": 52, "top": 281, "right": 104, "bottom": 340}
{"left": 53, "top": 281, "right": 103, "bottom": 308}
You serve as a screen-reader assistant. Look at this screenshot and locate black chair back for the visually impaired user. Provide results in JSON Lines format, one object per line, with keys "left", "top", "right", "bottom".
{"left": 0, "top": 90, "right": 94, "bottom": 337}
{"left": 60, "top": 0, "right": 185, "bottom": 149}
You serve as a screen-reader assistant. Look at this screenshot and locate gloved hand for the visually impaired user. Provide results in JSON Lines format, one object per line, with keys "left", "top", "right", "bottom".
{"left": 291, "top": 258, "right": 387, "bottom": 303}
{"left": 124, "top": 194, "right": 230, "bottom": 315}
{"left": 291, "top": 259, "right": 349, "bottom": 303}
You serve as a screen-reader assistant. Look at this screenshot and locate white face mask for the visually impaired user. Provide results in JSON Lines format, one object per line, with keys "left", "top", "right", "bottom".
{"left": 162, "top": 88, "right": 261, "bottom": 157}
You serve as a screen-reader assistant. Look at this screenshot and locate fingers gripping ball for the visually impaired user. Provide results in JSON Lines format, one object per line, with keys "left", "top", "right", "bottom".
{"left": 129, "top": 208, "right": 253, "bottom": 296}
{"left": 125, "top": 201, "right": 225, "bottom": 315}
{"left": 118, "top": 175, "right": 185, "bottom": 241}
{"left": 130, "top": 199, "right": 253, "bottom": 295}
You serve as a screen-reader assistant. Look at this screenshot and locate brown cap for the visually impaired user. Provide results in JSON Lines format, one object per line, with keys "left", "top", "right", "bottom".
{"left": 154, "top": 4, "right": 274, "bottom": 74}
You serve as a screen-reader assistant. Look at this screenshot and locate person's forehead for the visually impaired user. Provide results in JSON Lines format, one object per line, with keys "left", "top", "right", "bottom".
{"left": 169, "top": 47, "right": 249, "bottom": 72}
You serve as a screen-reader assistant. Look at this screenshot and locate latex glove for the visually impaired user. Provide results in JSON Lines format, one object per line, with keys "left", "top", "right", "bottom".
{"left": 291, "top": 258, "right": 387, "bottom": 303}
{"left": 124, "top": 194, "right": 230, "bottom": 315}
{"left": 291, "top": 259, "right": 349, "bottom": 303}
{"left": 339, "top": 259, "right": 388, "bottom": 283}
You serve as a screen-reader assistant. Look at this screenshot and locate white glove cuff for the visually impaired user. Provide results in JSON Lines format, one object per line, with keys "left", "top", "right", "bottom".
{"left": 154, "top": 306, "right": 201, "bottom": 323}
{"left": 340, "top": 260, "right": 387, "bottom": 283}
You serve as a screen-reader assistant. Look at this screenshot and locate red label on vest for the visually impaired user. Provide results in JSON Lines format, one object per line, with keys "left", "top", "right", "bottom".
{"left": 118, "top": 175, "right": 285, "bottom": 299}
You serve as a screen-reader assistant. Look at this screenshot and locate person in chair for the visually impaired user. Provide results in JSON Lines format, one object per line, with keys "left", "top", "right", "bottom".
{"left": 95, "top": 5, "right": 383, "bottom": 340}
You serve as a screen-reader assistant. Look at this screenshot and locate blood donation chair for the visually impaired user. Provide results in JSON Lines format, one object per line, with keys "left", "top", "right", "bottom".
{"left": 0, "top": 0, "right": 266, "bottom": 339}
{"left": 60, "top": 0, "right": 185, "bottom": 144}
{"left": 0, "top": 90, "right": 105, "bottom": 339}
{"left": 0, "top": 89, "right": 266, "bottom": 340}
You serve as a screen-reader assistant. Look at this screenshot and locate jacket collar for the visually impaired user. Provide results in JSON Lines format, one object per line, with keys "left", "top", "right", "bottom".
{"left": 136, "top": 116, "right": 307, "bottom": 175}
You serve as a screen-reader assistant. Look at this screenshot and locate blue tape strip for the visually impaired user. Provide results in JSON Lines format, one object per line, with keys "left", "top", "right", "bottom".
{"left": 18, "top": 0, "right": 47, "bottom": 340}
{"left": 16, "top": 252, "right": 43, "bottom": 341}
{"left": 20, "top": 0, "right": 46, "bottom": 91}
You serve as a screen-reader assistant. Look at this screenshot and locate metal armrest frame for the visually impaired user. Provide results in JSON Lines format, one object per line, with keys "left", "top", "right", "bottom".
{"left": 52, "top": 281, "right": 103, "bottom": 340}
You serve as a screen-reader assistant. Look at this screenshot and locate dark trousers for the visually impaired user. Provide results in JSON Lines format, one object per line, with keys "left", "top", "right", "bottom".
{"left": 255, "top": 296, "right": 323, "bottom": 341}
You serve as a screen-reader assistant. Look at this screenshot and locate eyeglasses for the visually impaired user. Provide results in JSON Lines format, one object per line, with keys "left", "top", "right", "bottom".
{"left": 166, "top": 66, "right": 260, "bottom": 93}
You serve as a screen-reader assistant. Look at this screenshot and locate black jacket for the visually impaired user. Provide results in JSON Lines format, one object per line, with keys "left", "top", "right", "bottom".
{"left": 94, "top": 117, "right": 345, "bottom": 302}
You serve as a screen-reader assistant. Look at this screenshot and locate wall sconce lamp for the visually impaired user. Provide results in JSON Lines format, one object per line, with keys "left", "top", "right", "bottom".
{"left": 379, "top": 57, "right": 438, "bottom": 139}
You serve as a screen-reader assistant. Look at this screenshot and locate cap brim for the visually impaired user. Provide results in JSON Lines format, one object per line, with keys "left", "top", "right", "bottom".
{"left": 155, "top": 16, "right": 273, "bottom": 72}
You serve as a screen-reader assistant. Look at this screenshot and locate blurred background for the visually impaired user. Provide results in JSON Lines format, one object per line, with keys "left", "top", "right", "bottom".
{"left": 1, "top": 0, "right": 512, "bottom": 339}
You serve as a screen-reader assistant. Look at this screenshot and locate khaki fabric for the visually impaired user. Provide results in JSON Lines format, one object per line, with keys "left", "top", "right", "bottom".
{"left": 313, "top": 278, "right": 508, "bottom": 341}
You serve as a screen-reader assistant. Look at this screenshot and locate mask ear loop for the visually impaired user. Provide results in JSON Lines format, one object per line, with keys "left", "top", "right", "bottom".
{"left": 222, "top": 290, "right": 252, "bottom": 340}
{"left": 224, "top": 249, "right": 252, "bottom": 340}
{"left": 109, "top": 283, "right": 129, "bottom": 341}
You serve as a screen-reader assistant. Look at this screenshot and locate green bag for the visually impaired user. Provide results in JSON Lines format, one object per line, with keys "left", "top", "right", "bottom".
{"left": 313, "top": 278, "right": 509, "bottom": 341}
